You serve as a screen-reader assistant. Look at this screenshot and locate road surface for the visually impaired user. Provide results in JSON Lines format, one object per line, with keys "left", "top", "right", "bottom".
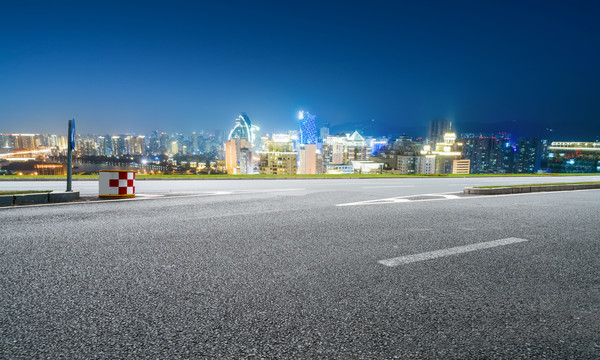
{"left": 1, "top": 176, "right": 599, "bottom": 358}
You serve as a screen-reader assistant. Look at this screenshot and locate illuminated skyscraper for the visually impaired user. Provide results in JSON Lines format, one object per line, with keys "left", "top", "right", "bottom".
{"left": 228, "top": 113, "right": 252, "bottom": 142}
{"left": 298, "top": 111, "right": 317, "bottom": 145}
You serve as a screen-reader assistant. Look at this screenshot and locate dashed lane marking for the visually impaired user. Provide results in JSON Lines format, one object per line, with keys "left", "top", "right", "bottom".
{"left": 379, "top": 237, "right": 529, "bottom": 267}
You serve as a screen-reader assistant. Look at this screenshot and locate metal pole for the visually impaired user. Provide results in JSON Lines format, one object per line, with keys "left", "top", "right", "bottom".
{"left": 67, "top": 119, "right": 73, "bottom": 192}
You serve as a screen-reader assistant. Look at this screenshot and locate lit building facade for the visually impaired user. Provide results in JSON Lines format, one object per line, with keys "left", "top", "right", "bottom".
{"left": 421, "top": 132, "right": 465, "bottom": 174}
{"left": 452, "top": 159, "right": 471, "bottom": 174}
{"left": 428, "top": 118, "right": 452, "bottom": 146}
{"left": 225, "top": 138, "right": 252, "bottom": 174}
{"left": 397, "top": 155, "right": 436, "bottom": 174}
{"left": 346, "top": 131, "right": 370, "bottom": 162}
{"left": 515, "top": 138, "right": 544, "bottom": 173}
{"left": 259, "top": 134, "right": 297, "bottom": 175}
{"left": 228, "top": 113, "right": 253, "bottom": 143}
{"left": 460, "top": 136, "right": 513, "bottom": 174}
{"left": 298, "top": 144, "right": 322, "bottom": 174}
{"left": 547, "top": 141, "right": 600, "bottom": 173}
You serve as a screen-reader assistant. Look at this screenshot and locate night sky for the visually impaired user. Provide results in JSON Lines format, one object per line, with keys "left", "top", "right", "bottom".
{"left": 1, "top": 0, "right": 599, "bottom": 140}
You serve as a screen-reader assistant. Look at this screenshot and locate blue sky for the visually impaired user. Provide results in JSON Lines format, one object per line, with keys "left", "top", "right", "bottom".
{"left": 1, "top": 0, "right": 599, "bottom": 139}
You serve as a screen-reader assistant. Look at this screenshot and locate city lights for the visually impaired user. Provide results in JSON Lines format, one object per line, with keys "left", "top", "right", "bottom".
{"left": 2, "top": 118, "right": 599, "bottom": 176}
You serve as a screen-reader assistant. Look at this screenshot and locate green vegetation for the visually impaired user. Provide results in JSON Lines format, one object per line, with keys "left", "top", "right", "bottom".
{"left": 0, "top": 190, "right": 52, "bottom": 195}
{"left": 0, "top": 173, "right": 597, "bottom": 180}
{"left": 474, "top": 182, "right": 600, "bottom": 189}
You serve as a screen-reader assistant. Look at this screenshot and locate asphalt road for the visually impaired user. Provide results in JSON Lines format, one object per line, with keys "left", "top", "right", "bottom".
{"left": 2, "top": 177, "right": 600, "bottom": 359}
{"left": 1, "top": 174, "right": 600, "bottom": 197}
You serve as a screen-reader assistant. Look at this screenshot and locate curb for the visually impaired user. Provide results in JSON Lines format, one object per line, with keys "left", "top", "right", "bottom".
{"left": 0, "top": 191, "right": 80, "bottom": 207}
{"left": 464, "top": 183, "right": 600, "bottom": 195}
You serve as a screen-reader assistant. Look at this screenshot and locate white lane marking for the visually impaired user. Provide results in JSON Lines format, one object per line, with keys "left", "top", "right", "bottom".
{"left": 362, "top": 185, "right": 416, "bottom": 189}
{"left": 0, "top": 188, "right": 306, "bottom": 209}
{"left": 336, "top": 188, "right": 599, "bottom": 207}
{"left": 379, "top": 237, "right": 529, "bottom": 267}
{"left": 337, "top": 193, "right": 460, "bottom": 206}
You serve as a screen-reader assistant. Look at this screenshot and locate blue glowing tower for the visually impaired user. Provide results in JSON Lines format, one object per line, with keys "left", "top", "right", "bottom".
{"left": 298, "top": 111, "right": 317, "bottom": 145}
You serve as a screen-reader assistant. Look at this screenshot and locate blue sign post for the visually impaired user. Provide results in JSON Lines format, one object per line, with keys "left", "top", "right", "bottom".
{"left": 67, "top": 119, "right": 75, "bottom": 191}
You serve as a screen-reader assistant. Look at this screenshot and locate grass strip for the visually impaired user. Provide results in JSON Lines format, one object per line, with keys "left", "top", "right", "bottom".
{"left": 0, "top": 190, "right": 52, "bottom": 195}
{"left": 0, "top": 173, "right": 598, "bottom": 180}
{"left": 2, "top": 173, "right": 599, "bottom": 179}
{"left": 474, "top": 182, "right": 600, "bottom": 189}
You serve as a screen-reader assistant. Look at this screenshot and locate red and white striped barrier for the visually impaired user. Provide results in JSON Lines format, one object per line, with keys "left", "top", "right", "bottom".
{"left": 99, "top": 170, "right": 135, "bottom": 198}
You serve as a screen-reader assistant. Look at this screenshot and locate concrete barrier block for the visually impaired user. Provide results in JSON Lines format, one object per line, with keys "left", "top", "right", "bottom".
{"left": 463, "top": 188, "right": 471, "bottom": 194}
{"left": 530, "top": 185, "right": 551, "bottom": 192}
{"left": 0, "top": 195, "right": 14, "bottom": 206}
{"left": 511, "top": 186, "right": 531, "bottom": 194}
{"left": 574, "top": 184, "right": 598, "bottom": 190}
{"left": 468, "top": 188, "right": 486, "bottom": 195}
{"left": 49, "top": 191, "right": 80, "bottom": 203}
{"left": 491, "top": 187, "right": 512, "bottom": 195}
{"left": 558, "top": 185, "right": 575, "bottom": 191}
{"left": 14, "top": 193, "right": 49, "bottom": 205}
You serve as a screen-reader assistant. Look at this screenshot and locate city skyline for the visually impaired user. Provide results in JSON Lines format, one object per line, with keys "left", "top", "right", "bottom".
{"left": 1, "top": 1, "right": 600, "bottom": 139}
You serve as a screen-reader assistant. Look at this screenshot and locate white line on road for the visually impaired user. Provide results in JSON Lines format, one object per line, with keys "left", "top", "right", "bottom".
{"left": 362, "top": 185, "right": 416, "bottom": 189}
{"left": 379, "top": 237, "right": 529, "bottom": 267}
{"left": 337, "top": 193, "right": 460, "bottom": 206}
{"left": 336, "top": 188, "right": 600, "bottom": 206}
{"left": 0, "top": 188, "right": 306, "bottom": 209}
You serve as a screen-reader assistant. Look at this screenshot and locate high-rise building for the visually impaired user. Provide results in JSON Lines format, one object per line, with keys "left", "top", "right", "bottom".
{"left": 111, "top": 136, "right": 124, "bottom": 156}
{"left": 515, "top": 138, "right": 544, "bottom": 173}
{"left": 170, "top": 140, "right": 179, "bottom": 155}
{"left": 395, "top": 155, "right": 436, "bottom": 174}
{"left": 10, "top": 134, "right": 37, "bottom": 150}
{"left": 225, "top": 138, "right": 253, "bottom": 174}
{"left": 259, "top": 134, "right": 297, "bottom": 175}
{"left": 124, "top": 136, "right": 135, "bottom": 155}
{"left": 322, "top": 136, "right": 347, "bottom": 166}
{"left": 298, "top": 111, "right": 317, "bottom": 145}
{"left": 421, "top": 132, "right": 465, "bottom": 174}
{"left": 319, "top": 124, "right": 330, "bottom": 141}
{"left": 346, "top": 131, "right": 370, "bottom": 162}
{"left": 191, "top": 132, "right": 199, "bottom": 154}
{"left": 428, "top": 118, "right": 452, "bottom": 146}
{"left": 228, "top": 113, "right": 252, "bottom": 142}
{"left": 298, "top": 144, "right": 321, "bottom": 174}
{"left": 133, "top": 136, "right": 146, "bottom": 155}
{"left": 460, "top": 136, "right": 514, "bottom": 174}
